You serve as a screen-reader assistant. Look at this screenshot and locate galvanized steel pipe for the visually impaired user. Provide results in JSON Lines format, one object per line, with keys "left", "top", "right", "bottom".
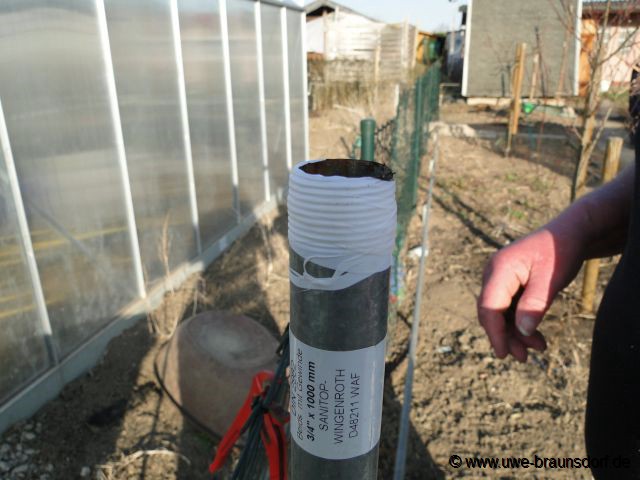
{"left": 288, "top": 159, "right": 396, "bottom": 479}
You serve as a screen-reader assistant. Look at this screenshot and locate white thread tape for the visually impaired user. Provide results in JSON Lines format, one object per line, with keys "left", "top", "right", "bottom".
{"left": 288, "top": 159, "right": 397, "bottom": 291}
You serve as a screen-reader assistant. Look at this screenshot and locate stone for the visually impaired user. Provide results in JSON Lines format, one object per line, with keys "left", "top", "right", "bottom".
{"left": 0, "top": 443, "right": 10, "bottom": 457}
{"left": 0, "top": 461, "right": 9, "bottom": 473}
{"left": 12, "top": 464, "right": 29, "bottom": 474}
{"left": 21, "top": 432, "right": 35, "bottom": 442}
{"left": 80, "top": 466, "right": 91, "bottom": 477}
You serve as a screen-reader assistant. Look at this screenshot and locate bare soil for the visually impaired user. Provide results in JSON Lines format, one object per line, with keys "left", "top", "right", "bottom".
{"left": 0, "top": 102, "right": 616, "bottom": 479}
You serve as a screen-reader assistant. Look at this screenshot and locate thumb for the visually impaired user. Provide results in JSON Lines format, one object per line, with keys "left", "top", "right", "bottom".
{"left": 515, "top": 273, "right": 554, "bottom": 336}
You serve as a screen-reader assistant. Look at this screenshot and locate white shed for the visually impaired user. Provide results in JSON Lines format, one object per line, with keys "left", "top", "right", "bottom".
{"left": 305, "top": 0, "right": 384, "bottom": 61}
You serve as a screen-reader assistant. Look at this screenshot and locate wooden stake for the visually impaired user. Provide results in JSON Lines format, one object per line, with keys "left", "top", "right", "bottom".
{"left": 506, "top": 43, "right": 526, "bottom": 155}
{"left": 511, "top": 44, "right": 526, "bottom": 135}
{"left": 555, "top": 38, "right": 570, "bottom": 99}
{"left": 581, "top": 137, "right": 623, "bottom": 313}
{"left": 602, "top": 137, "right": 623, "bottom": 181}
{"left": 529, "top": 53, "right": 539, "bottom": 100}
{"left": 555, "top": 4, "right": 574, "bottom": 99}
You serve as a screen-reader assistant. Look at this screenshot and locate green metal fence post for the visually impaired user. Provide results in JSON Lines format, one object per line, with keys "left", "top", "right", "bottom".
{"left": 360, "top": 118, "right": 376, "bottom": 161}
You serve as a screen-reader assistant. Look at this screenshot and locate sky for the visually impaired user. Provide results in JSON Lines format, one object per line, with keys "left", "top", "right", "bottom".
{"left": 304, "top": 0, "right": 467, "bottom": 32}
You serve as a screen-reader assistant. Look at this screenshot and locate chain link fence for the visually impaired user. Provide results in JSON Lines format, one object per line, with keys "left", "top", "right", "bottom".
{"left": 351, "top": 62, "right": 441, "bottom": 322}
{"left": 389, "top": 62, "right": 440, "bottom": 318}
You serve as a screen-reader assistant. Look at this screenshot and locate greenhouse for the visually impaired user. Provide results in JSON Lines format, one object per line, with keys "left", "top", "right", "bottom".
{"left": 0, "top": 0, "right": 307, "bottom": 433}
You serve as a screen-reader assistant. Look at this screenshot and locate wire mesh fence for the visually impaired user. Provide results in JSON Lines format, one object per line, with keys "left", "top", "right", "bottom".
{"left": 391, "top": 62, "right": 441, "bottom": 248}
{"left": 380, "top": 63, "right": 441, "bottom": 314}
{"left": 373, "top": 118, "right": 396, "bottom": 165}
{"left": 349, "top": 62, "right": 440, "bottom": 332}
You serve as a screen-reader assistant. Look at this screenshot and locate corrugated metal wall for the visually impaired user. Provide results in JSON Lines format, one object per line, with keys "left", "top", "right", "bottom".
{"left": 0, "top": 0, "right": 307, "bottom": 432}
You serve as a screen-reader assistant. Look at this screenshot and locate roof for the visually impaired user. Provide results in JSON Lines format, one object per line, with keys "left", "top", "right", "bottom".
{"left": 582, "top": 0, "right": 640, "bottom": 14}
{"left": 304, "top": 0, "right": 382, "bottom": 23}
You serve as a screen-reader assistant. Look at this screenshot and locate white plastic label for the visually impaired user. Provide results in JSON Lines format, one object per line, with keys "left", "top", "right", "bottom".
{"left": 289, "top": 331, "right": 386, "bottom": 460}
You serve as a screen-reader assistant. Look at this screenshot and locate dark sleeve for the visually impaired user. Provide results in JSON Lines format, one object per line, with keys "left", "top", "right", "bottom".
{"left": 629, "top": 66, "right": 640, "bottom": 135}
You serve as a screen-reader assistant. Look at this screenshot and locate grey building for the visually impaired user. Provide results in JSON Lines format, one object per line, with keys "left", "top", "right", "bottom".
{"left": 462, "top": 0, "right": 580, "bottom": 98}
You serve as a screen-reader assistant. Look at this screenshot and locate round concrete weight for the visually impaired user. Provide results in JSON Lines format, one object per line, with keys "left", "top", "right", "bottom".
{"left": 155, "top": 310, "right": 278, "bottom": 437}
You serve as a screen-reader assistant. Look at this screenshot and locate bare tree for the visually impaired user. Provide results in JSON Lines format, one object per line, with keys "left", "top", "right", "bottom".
{"left": 550, "top": 0, "right": 640, "bottom": 201}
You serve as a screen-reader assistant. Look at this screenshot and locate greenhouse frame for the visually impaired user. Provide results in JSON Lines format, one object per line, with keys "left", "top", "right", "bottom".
{"left": 0, "top": 0, "right": 308, "bottom": 434}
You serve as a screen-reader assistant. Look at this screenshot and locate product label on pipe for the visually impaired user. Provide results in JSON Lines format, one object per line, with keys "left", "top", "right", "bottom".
{"left": 289, "top": 332, "right": 386, "bottom": 460}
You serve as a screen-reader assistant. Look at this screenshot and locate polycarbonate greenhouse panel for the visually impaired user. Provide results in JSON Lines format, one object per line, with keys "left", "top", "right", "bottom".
{"left": 287, "top": 10, "right": 306, "bottom": 165}
{"left": 261, "top": 3, "right": 289, "bottom": 193}
{"left": 105, "top": 0, "right": 198, "bottom": 283}
{"left": 227, "top": 0, "right": 266, "bottom": 213}
{"left": 179, "top": 0, "right": 237, "bottom": 247}
{"left": 0, "top": 0, "right": 139, "bottom": 357}
{"left": 0, "top": 145, "right": 50, "bottom": 404}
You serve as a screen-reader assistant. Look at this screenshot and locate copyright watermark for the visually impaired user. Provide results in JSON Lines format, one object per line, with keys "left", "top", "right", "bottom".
{"left": 448, "top": 454, "right": 631, "bottom": 470}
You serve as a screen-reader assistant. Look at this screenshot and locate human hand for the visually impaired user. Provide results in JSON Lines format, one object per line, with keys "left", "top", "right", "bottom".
{"left": 477, "top": 226, "right": 585, "bottom": 362}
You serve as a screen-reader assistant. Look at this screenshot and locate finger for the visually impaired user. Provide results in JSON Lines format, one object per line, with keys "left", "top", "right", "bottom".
{"left": 515, "top": 329, "right": 547, "bottom": 352}
{"left": 478, "top": 307, "right": 509, "bottom": 358}
{"left": 507, "top": 335, "right": 528, "bottom": 363}
{"left": 515, "top": 270, "right": 554, "bottom": 336}
{"left": 478, "top": 258, "right": 529, "bottom": 358}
